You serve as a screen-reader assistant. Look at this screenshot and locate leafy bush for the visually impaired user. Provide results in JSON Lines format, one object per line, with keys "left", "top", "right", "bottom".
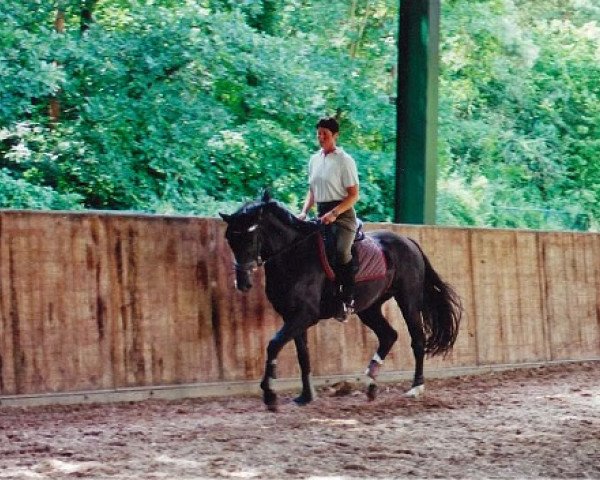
{"left": 0, "top": 0, "right": 597, "bottom": 232}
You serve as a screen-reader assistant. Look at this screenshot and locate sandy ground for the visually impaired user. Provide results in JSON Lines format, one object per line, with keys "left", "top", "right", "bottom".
{"left": 0, "top": 361, "right": 598, "bottom": 480}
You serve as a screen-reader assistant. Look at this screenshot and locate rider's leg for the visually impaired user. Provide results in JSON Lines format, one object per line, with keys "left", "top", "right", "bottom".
{"left": 334, "top": 226, "right": 356, "bottom": 320}
{"left": 337, "top": 259, "right": 355, "bottom": 303}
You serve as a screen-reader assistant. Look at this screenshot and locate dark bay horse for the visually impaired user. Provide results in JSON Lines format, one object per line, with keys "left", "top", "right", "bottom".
{"left": 220, "top": 192, "right": 462, "bottom": 410}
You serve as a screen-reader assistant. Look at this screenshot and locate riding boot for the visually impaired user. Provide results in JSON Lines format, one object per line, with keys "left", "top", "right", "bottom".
{"left": 334, "top": 260, "right": 356, "bottom": 322}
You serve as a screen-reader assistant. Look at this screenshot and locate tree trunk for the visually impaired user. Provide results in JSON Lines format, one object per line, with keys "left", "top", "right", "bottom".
{"left": 49, "top": 7, "right": 65, "bottom": 124}
{"left": 81, "top": 0, "right": 98, "bottom": 33}
{"left": 54, "top": 7, "right": 65, "bottom": 33}
{"left": 350, "top": 1, "right": 371, "bottom": 59}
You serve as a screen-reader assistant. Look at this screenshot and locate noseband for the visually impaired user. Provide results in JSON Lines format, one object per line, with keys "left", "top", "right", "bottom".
{"left": 232, "top": 218, "right": 264, "bottom": 276}
{"left": 234, "top": 257, "right": 261, "bottom": 276}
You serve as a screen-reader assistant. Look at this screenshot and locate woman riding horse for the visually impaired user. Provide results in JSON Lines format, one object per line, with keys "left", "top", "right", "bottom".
{"left": 220, "top": 192, "right": 462, "bottom": 411}
{"left": 298, "top": 116, "right": 359, "bottom": 321}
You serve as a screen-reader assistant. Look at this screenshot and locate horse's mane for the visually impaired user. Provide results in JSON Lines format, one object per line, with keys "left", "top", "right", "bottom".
{"left": 235, "top": 198, "right": 317, "bottom": 234}
{"left": 266, "top": 200, "right": 320, "bottom": 234}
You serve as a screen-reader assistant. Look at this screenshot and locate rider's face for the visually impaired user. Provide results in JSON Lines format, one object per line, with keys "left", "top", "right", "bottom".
{"left": 317, "top": 127, "right": 338, "bottom": 153}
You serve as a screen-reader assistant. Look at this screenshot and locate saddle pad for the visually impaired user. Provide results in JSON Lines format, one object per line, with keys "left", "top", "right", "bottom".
{"left": 317, "top": 235, "right": 387, "bottom": 283}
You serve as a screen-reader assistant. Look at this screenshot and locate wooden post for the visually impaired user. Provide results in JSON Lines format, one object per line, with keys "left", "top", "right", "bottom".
{"left": 394, "top": 0, "right": 440, "bottom": 224}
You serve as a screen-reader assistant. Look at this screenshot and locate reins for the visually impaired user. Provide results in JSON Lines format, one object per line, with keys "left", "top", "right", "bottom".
{"left": 260, "top": 228, "right": 321, "bottom": 265}
{"left": 235, "top": 220, "right": 321, "bottom": 274}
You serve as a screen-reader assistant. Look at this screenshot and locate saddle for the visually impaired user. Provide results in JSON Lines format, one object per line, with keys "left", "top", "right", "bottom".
{"left": 316, "top": 221, "right": 387, "bottom": 283}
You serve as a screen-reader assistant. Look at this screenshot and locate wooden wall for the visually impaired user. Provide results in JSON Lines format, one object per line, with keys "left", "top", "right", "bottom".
{"left": 0, "top": 211, "right": 598, "bottom": 397}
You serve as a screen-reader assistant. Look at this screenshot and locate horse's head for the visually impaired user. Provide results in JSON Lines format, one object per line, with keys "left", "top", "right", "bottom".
{"left": 220, "top": 193, "right": 269, "bottom": 292}
{"left": 221, "top": 190, "right": 315, "bottom": 292}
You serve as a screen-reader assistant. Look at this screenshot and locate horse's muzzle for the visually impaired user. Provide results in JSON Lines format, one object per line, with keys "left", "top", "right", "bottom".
{"left": 234, "top": 263, "right": 254, "bottom": 292}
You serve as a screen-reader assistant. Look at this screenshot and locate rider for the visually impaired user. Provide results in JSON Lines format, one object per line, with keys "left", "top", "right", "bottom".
{"left": 297, "top": 116, "right": 360, "bottom": 321}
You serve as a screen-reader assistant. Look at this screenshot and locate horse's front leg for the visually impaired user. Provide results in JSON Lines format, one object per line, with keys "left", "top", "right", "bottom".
{"left": 260, "top": 325, "right": 297, "bottom": 411}
{"left": 260, "top": 334, "right": 283, "bottom": 411}
{"left": 293, "top": 331, "right": 316, "bottom": 406}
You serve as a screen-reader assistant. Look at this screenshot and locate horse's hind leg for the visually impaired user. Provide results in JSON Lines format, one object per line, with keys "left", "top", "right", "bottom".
{"left": 357, "top": 303, "right": 398, "bottom": 401}
{"left": 396, "top": 297, "right": 426, "bottom": 398}
{"left": 293, "top": 331, "right": 316, "bottom": 405}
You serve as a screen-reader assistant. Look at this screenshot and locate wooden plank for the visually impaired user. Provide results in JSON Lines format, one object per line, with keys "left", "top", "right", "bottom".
{"left": 107, "top": 216, "right": 227, "bottom": 387}
{"left": 513, "top": 231, "right": 548, "bottom": 362}
{"left": 309, "top": 321, "right": 348, "bottom": 376}
{"left": 2, "top": 215, "right": 41, "bottom": 394}
{"left": 575, "top": 233, "right": 600, "bottom": 357}
{"left": 58, "top": 214, "right": 113, "bottom": 393}
{"left": 542, "top": 232, "right": 572, "bottom": 360}
{"left": 417, "top": 226, "right": 477, "bottom": 368}
{"left": 541, "top": 232, "right": 600, "bottom": 360}
{"left": 0, "top": 213, "right": 115, "bottom": 394}
{"left": 469, "top": 229, "right": 547, "bottom": 365}
{"left": 0, "top": 213, "right": 16, "bottom": 395}
{"left": 589, "top": 234, "right": 600, "bottom": 355}
{"left": 470, "top": 229, "right": 503, "bottom": 364}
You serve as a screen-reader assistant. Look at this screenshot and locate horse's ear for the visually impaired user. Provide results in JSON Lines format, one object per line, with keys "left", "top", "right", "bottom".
{"left": 261, "top": 189, "right": 271, "bottom": 203}
{"left": 219, "top": 212, "right": 231, "bottom": 223}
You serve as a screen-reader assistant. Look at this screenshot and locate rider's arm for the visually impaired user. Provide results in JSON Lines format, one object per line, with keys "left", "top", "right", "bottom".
{"left": 298, "top": 189, "right": 315, "bottom": 220}
{"left": 321, "top": 184, "right": 359, "bottom": 225}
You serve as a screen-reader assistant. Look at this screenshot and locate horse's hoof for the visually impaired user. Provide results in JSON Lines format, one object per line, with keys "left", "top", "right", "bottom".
{"left": 263, "top": 390, "right": 278, "bottom": 410}
{"left": 404, "top": 384, "right": 425, "bottom": 398}
{"left": 293, "top": 394, "right": 314, "bottom": 406}
{"left": 366, "top": 383, "right": 378, "bottom": 401}
{"left": 365, "top": 360, "right": 381, "bottom": 380}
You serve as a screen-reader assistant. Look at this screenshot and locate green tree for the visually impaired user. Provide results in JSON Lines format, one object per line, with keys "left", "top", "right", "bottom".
{"left": 438, "top": 0, "right": 599, "bottom": 230}
{"left": 0, "top": 0, "right": 597, "bottom": 231}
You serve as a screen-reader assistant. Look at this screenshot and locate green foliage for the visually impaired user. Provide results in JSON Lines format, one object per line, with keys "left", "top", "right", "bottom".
{"left": 0, "top": 0, "right": 597, "bottom": 232}
{"left": 438, "top": 0, "right": 600, "bottom": 230}
{"left": 0, "top": 168, "right": 82, "bottom": 210}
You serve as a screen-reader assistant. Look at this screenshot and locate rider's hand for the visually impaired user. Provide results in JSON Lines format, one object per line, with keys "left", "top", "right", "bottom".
{"left": 297, "top": 212, "right": 307, "bottom": 221}
{"left": 320, "top": 210, "right": 337, "bottom": 225}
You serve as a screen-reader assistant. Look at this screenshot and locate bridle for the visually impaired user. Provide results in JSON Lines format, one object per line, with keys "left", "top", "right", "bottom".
{"left": 231, "top": 222, "right": 264, "bottom": 277}
{"left": 230, "top": 212, "right": 320, "bottom": 277}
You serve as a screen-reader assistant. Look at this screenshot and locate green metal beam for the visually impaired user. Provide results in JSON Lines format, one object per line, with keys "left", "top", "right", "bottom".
{"left": 394, "top": 0, "right": 440, "bottom": 224}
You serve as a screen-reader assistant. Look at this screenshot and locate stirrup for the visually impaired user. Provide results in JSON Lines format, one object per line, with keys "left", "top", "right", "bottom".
{"left": 334, "top": 299, "right": 355, "bottom": 322}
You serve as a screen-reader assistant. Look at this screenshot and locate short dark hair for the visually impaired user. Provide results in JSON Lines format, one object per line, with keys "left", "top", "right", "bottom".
{"left": 316, "top": 117, "right": 339, "bottom": 134}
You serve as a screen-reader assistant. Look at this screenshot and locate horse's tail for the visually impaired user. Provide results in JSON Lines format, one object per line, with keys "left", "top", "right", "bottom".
{"left": 414, "top": 242, "right": 463, "bottom": 357}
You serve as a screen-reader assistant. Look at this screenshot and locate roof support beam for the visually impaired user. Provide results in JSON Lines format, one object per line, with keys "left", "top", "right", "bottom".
{"left": 394, "top": 0, "right": 440, "bottom": 224}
